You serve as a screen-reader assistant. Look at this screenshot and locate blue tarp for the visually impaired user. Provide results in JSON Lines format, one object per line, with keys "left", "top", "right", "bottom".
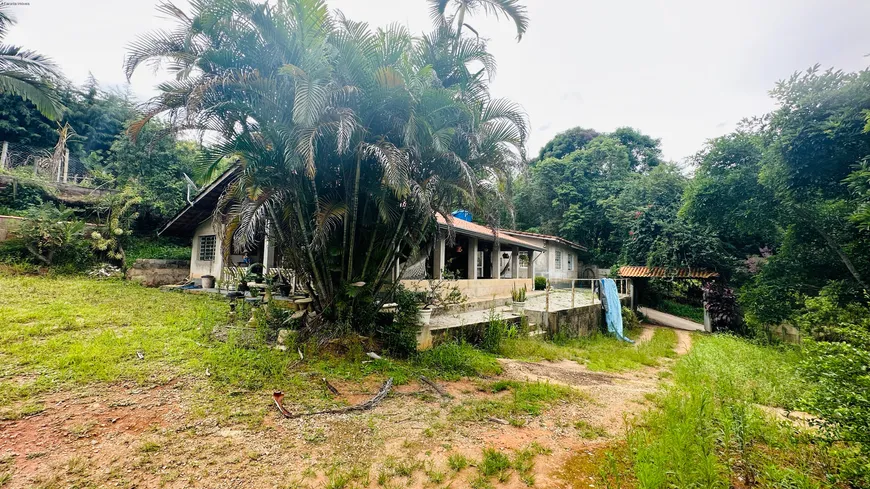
{"left": 601, "top": 278, "right": 634, "bottom": 343}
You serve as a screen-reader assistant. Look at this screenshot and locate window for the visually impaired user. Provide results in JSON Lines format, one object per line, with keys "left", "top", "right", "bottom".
{"left": 199, "top": 235, "right": 216, "bottom": 261}
{"left": 568, "top": 254, "right": 574, "bottom": 271}
{"left": 476, "top": 251, "right": 484, "bottom": 278}
{"left": 555, "top": 250, "right": 562, "bottom": 270}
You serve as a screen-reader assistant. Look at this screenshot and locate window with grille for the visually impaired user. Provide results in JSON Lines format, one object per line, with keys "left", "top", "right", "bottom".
{"left": 199, "top": 235, "right": 216, "bottom": 261}
{"left": 568, "top": 254, "right": 574, "bottom": 271}
{"left": 555, "top": 250, "right": 562, "bottom": 270}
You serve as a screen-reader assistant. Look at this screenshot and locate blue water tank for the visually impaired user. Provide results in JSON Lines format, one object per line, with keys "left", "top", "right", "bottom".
{"left": 452, "top": 210, "right": 472, "bottom": 222}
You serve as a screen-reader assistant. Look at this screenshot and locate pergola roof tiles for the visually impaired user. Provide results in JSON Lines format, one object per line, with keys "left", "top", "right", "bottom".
{"left": 618, "top": 266, "right": 720, "bottom": 279}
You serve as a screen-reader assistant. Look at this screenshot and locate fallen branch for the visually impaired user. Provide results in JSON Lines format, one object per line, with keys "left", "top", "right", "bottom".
{"left": 322, "top": 378, "right": 340, "bottom": 396}
{"left": 487, "top": 416, "right": 510, "bottom": 425}
{"left": 420, "top": 376, "right": 452, "bottom": 399}
{"left": 273, "top": 378, "right": 393, "bottom": 419}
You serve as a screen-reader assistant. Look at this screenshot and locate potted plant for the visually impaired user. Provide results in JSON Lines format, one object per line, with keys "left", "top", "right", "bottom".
{"left": 416, "top": 291, "right": 435, "bottom": 326}
{"left": 511, "top": 285, "right": 527, "bottom": 315}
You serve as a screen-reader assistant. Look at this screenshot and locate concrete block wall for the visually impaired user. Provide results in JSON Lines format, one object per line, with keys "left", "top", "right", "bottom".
{"left": 126, "top": 259, "right": 191, "bottom": 287}
{"left": 0, "top": 215, "right": 23, "bottom": 242}
{"left": 526, "top": 296, "right": 631, "bottom": 338}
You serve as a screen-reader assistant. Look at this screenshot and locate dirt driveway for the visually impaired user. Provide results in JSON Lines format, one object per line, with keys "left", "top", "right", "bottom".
{"left": 0, "top": 327, "right": 691, "bottom": 488}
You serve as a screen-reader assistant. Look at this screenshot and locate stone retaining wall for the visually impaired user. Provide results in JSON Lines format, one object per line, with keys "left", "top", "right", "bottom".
{"left": 0, "top": 215, "right": 23, "bottom": 242}
{"left": 126, "top": 259, "right": 191, "bottom": 287}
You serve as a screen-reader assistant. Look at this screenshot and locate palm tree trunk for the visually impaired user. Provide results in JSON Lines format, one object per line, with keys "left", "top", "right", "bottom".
{"left": 455, "top": 4, "right": 467, "bottom": 39}
{"left": 346, "top": 153, "right": 362, "bottom": 282}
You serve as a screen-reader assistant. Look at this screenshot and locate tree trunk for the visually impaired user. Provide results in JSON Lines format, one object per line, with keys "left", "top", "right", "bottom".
{"left": 795, "top": 205, "right": 870, "bottom": 293}
{"left": 25, "top": 244, "right": 52, "bottom": 266}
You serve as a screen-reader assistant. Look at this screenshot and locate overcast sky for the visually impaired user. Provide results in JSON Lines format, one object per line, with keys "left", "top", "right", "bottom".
{"left": 7, "top": 0, "right": 870, "bottom": 162}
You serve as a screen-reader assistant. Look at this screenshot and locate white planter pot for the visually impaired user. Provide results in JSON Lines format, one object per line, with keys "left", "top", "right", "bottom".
{"left": 512, "top": 301, "right": 526, "bottom": 315}
{"left": 418, "top": 307, "right": 433, "bottom": 326}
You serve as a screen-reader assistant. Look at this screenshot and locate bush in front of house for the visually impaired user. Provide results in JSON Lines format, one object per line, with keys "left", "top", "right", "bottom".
{"left": 373, "top": 285, "right": 421, "bottom": 359}
{"left": 534, "top": 276, "right": 547, "bottom": 290}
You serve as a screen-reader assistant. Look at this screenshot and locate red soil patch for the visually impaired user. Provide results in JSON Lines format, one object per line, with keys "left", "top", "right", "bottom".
{"left": 0, "top": 382, "right": 180, "bottom": 487}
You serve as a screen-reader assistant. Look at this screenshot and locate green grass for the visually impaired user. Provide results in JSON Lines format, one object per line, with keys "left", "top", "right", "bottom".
{"left": 658, "top": 299, "right": 705, "bottom": 323}
{"left": 447, "top": 453, "right": 470, "bottom": 471}
{"left": 0, "top": 275, "right": 231, "bottom": 410}
{"left": 499, "top": 327, "right": 678, "bottom": 372}
{"left": 0, "top": 274, "right": 509, "bottom": 421}
{"left": 620, "top": 334, "right": 866, "bottom": 488}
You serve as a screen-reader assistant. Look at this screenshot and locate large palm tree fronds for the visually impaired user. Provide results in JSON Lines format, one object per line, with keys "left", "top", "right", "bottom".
{"left": 0, "top": 4, "right": 63, "bottom": 119}
{"left": 427, "top": 0, "right": 529, "bottom": 41}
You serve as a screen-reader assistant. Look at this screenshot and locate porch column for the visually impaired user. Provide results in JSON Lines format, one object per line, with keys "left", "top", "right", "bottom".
{"left": 491, "top": 241, "right": 500, "bottom": 279}
{"left": 529, "top": 251, "right": 536, "bottom": 279}
{"left": 510, "top": 246, "right": 519, "bottom": 280}
{"left": 467, "top": 237, "right": 478, "bottom": 280}
{"left": 433, "top": 235, "right": 446, "bottom": 279}
{"left": 263, "top": 221, "right": 275, "bottom": 272}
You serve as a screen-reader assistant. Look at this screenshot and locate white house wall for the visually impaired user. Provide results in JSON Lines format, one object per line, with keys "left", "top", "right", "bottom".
{"left": 530, "top": 241, "right": 580, "bottom": 281}
{"left": 190, "top": 216, "right": 224, "bottom": 279}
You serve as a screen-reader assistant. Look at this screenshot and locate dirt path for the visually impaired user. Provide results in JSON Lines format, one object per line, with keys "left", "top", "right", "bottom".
{"left": 498, "top": 326, "right": 692, "bottom": 438}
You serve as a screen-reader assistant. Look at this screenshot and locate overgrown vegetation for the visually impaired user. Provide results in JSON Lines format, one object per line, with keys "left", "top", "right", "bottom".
{"left": 619, "top": 335, "right": 867, "bottom": 488}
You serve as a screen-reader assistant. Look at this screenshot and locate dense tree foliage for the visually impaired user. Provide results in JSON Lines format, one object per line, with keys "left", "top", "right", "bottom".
{"left": 515, "top": 129, "right": 676, "bottom": 265}
{"left": 0, "top": 77, "right": 198, "bottom": 223}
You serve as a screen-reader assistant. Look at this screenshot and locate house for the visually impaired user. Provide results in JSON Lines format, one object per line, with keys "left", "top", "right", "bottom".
{"left": 159, "top": 168, "right": 588, "bottom": 299}
{"left": 158, "top": 166, "right": 280, "bottom": 280}
{"left": 501, "top": 229, "right": 588, "bottom": 284}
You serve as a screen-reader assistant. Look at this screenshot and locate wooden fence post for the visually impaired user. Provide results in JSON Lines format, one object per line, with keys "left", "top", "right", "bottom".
{"left": 62, "top": 149, "right": 70, "bottom": 183}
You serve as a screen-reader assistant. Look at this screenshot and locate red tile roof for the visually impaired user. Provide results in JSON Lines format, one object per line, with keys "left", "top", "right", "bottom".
{"left": 436, "top": 214, "right": 544, "bottom": 251}
{"left": 618, "top": 266, "right": 719, "bottom": 279}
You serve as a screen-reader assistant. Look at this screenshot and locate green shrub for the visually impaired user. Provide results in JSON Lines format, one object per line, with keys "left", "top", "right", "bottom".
{"left": 480, "top": 312, "right": 508, "bottom": 353}
{"left": 534, "top": 276, "right": 547, "bottom": 290}
{"left": 375, "top": 285, "right": 420, "bottom": 359}
{"left": 17, "top": 203, "right": 93, "bottom": 270}
{"left": 415, "top": 341, "right": 501, "bottom": 378}
{"left": 622, "top": 306, "right": 640, "bottom": 330}
{"left": 796, "top": 289, "right": 870, "bottom": 452}
{"left": 124, "top": 237, "right": 191, "bottom": 267}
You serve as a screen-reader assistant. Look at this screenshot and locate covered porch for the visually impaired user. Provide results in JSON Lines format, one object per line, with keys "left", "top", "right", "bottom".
{"left": 400, "top": 215, "right": 544, "bottom": 301}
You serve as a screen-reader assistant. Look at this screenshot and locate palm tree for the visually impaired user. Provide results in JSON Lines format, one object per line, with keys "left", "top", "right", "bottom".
{"left": 428, "top": 0, "right": 529, "bottom": 41}
{"left": 126, "top": 0, "right": 529, "bottom": 331}
{"left": 0, "top": 5, "right": 63, "bottom": 119}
